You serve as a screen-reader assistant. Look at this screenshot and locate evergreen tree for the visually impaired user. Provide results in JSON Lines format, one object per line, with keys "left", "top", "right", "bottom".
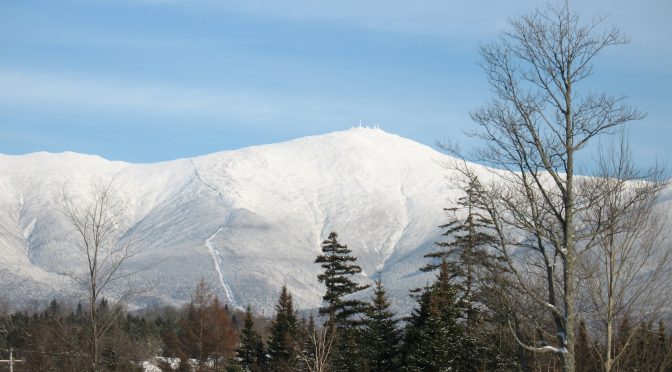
{"left": 315, "top": 232, "right": 370, "bottom": 327}
{"left": 236, "top": 305, "right": 265, "bottom": 372}
{"left": 575, "top": 320, "right": 598, "bottom": 372}
{"left": 419, "top": 182, "right": 516, "bottom": 371}
{"left": 614, "top": 315, "right": 633, "bottom": 371}
{"left": 402, "top": 260, "right": 466, "bottom": 371}
{"left": 268, "top": 285, "right": 299, "bottom": 372}
{"left": 424, "top": 180, "right": 501, "bottom": 322}
{"left": 315, "top": 232, "right": 370, "bottom": 371}
{"left": 362, "top": 277, "right": 401, "bottom": 372}
{"left": 47, "top": 298, "right": 60, "bottom": 319}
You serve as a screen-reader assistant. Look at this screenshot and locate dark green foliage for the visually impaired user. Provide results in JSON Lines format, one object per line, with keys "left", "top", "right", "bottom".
{"left": 2, "top": 279, "right": 670, "bottom": 371}
{"left": 421, "top": 181, "right": 519, "bottom": 371}
{"left": 237, "top": 305, "right": 266, "bottom": 371}
{"left": 268, "top": 285, "right": 299, "bottom": 371}
{"left": 314, "top": 232, "right": 371, "bottom": 371}
{"left": 362, "top": 277, "right": 401, "bottom": 371}
{"left": 404, "top": 257, "right": 518, "bottom": 371}
{"left": 424, "top": 181, "right": 503, "bottom": 320}
{"left": 315, "top": 232, "right": 370, "bottom": 327}
{"left": 226, "top": 363, "right": 247, "bottom": 372}
{"left": 402, "top": 260, "right": 466, "bottom": 371}
{"left": 330, "top": 326, "right": 366, "bottom": 372}
{"left": 574, "top": 320, "right": 599, "bottom": 372}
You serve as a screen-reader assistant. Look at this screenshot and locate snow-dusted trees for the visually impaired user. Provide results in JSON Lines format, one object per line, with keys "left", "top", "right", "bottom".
{"left": 61, "top": 180, "right": 140, "bottom": 371}
{"left": 444, "top": 3, "right": 665, "bottom": 371}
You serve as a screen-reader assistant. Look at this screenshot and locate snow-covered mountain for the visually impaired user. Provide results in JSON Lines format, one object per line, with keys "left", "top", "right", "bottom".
{"left": 0, "top": 128, "right": 669, "bottom": 315}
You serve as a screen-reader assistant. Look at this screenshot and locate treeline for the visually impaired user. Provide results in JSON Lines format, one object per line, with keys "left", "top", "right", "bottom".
{"left": 1, "top": 231, "right": 672, "bottom": 371}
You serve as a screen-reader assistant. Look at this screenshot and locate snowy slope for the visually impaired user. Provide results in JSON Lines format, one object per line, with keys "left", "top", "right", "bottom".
{"left": 1, "top": 128, "right": 667, "bottom": 314}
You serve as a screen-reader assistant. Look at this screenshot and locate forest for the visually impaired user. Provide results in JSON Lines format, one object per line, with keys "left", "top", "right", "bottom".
{"left": 3, "top": 2, "right": 672, "bottom": 371}
{"left": 1, "top": 230, "right": 671, "bottom": 371}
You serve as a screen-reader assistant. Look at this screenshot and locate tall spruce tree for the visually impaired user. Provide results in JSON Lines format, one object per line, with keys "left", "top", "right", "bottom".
{"left": 268, "top": 286, "right": 298, "bottom": 372}
{"left": 423, "top": 180, "right": 501, "bottom": 321}
{"left": 421, "top": 182, "right": 517, "bottom": 370}
{"left": 236, "top": 306, "right": 265, "bottom": 372}
{"left": 315, "top": 232, "right": 369, "bottom": 371}
{"left": 315, "top": 232, "right": 369, "bottom": 326}
{"left": 362, "top": 277, "right": 401, "bottom": 372}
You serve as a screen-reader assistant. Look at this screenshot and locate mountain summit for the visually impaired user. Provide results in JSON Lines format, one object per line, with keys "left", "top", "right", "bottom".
{"left": 0, "top": 128, "right": 497, "bottom": 312}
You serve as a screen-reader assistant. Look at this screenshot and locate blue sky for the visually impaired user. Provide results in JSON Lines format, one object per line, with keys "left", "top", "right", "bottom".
{"left": 1, "top": 0, "right": 670, "bottom": 164}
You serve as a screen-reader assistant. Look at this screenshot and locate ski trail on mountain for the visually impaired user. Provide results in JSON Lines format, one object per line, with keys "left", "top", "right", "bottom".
{"left": 191, "top": 159, "right": 239, "bottom": 306}
{"left": 18, "top": 191, "right": 37, "bottom": 260}
{"left": 205, "top": 226, "right": 237, "bottom": 306}
{"left": 23, "top": 218, "right": 36, "bottom": 257}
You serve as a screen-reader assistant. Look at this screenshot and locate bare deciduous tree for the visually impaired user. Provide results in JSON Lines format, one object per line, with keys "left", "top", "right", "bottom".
{"left": 578, "top": 141, "right": 670, "bottom": 372}
{"left": 61, "top": 179, "right": 140, "bottom": 371}
{"left": 444, "top": 3, "right": 663, "bottom": 371}
{"left": 299, "top": 325, "right": 336, "bottom": 372}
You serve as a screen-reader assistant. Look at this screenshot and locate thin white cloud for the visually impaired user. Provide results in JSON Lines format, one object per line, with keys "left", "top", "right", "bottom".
{"left": 131, "top": 0, "right": 671, "bottom": 56}
{"left": 0, "top": 70, "right": 296, "bottom": 122}
{"left": 0, "top": 69, "right": 445, "bottom": 130}
{"left": 134, "top": 0, "right": 526, "bottom": 37}
{"left": 138, "top": 1, "right": 662, "bottom": 32}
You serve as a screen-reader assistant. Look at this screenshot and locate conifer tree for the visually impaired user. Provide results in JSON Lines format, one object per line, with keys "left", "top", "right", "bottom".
{"left": 315, "top": 232, "right": 370, "bottom": 371}
{"left": 268, "top": 285, "right": 299, "bottom": 372}
{"left": 362, "top": 277, "right": 401, "bottom": 372}
{"left": 423, "top": 183, "right": 515, "bottom": 370}
{"left": 236, "top": 305, "right": 265, "bottom": 372}
{"left": 315, "top": 232, "right": 370, "bottom": 327}
{"left": 424, "top": 180, "right": 501, "bottom": 322}
{"left": 575, "top": 320, "right": 598, "bottom": 372}
{"left": 402, "top": 260, "right": 466, "bottom": 371}
{"left": 614, "top": 315, "right": 633, "bottom": 370}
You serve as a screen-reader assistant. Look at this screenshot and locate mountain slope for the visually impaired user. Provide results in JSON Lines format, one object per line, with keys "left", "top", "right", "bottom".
{"left": 2, "top": 128, "right": 668, "bottom": 314}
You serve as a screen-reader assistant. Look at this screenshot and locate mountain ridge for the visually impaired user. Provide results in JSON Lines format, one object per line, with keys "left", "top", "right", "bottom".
{"left": 2, "top": 128, "right": 667, "bottom": 315}
{"left": 0, "top": 128, "right": 455, "bottom": 313}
